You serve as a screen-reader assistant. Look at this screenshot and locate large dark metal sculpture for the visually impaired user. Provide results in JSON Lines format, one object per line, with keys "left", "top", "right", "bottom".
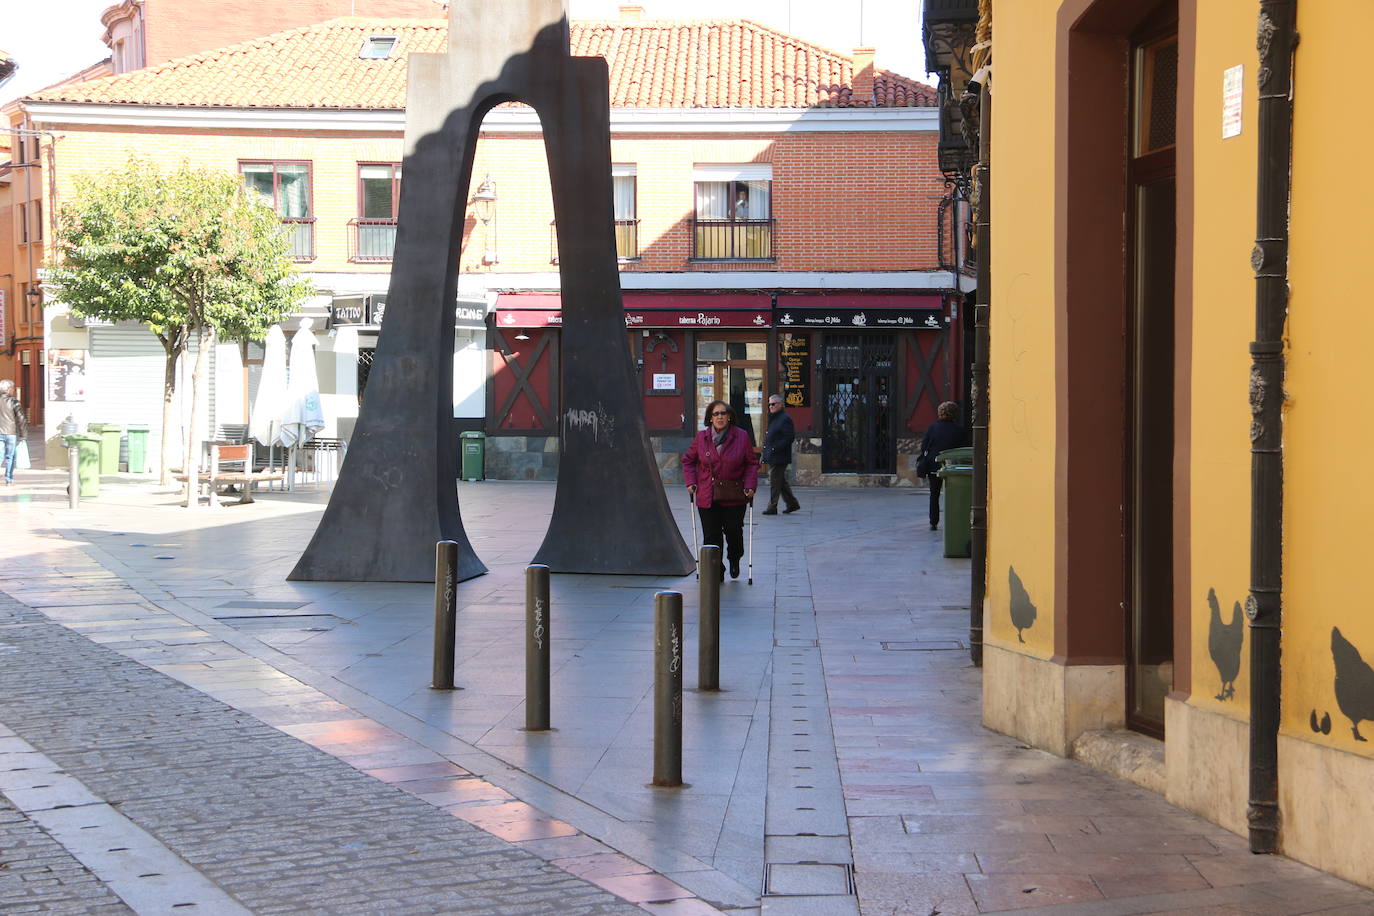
{"left": 290, "top": 0, "right": 694, "bottom": 582}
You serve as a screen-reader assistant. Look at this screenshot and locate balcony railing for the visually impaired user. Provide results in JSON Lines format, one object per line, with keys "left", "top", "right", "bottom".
{"left": 614, "top": 219, "right": 639, "bottom": 260}
{"left": 549, "top": 219, "right": 640, "bottom": 264}
{"left": 351, "top": 218, "right": 398, "bottom": 262}
{"left": 282, "top": 217, "right": 315, "bottom": 260}
{"left": 691, "top": 218, "right": 774, "bottom": 261}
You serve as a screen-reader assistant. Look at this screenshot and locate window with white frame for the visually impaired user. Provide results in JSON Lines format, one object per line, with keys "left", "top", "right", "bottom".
{"left": 692, "top": 164, "right": 773, "bottom": 260}
{"left": 613, "top": 164, "right": 637, "bottom": 259}
{"left": 241, "top": 161, "right": 314, "bottom": 259}
{"left": 355, "top": 163, "right": 401, "bottom": 261}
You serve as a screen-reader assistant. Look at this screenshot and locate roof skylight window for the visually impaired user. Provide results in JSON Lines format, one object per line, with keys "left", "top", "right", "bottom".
{"left": 360, "top": 36, "right": 398, "bottom": 59}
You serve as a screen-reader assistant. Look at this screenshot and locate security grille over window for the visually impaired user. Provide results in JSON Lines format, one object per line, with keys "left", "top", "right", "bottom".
{"left": 822, "top": 333, "right": 896, "bottom": 473}
{"left": 357, "top": 348, "right": 376, "bottom": 401}
{"left": 1136, "top": 35, "right": 1178, "bottom": 155}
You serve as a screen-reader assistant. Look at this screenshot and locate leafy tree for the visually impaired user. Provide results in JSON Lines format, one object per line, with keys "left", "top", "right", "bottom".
{"left": 48, "top": 159, "right": 310, "bottom": 495}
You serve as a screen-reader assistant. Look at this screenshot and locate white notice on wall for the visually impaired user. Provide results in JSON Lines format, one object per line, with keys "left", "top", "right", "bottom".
{"left": 1222, "top": 65, "right": 1243, "bottom": 139}
{"left": 653, "top": 373, "right": 676, "bottom": 390}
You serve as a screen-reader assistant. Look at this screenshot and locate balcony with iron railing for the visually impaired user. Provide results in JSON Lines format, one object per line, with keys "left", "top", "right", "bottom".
{"left": 690, "top": 218, "right": 774, "bottom": 261}
{"left": 550, "top": 219, "right": 640, "bottom": 263}
{"left": 350, "top": 218, "right": 398, "bottom": 262}
{"left": 282, "top": 217, "right": 316, "bottom": 260}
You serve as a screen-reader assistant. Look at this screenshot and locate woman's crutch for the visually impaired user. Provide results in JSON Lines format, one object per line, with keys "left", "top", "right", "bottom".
{"left": 690, "top": 489, "right": 699, "bottom": 580}
{"left": 747, "top": 497, "right": 755, "bottom": 585}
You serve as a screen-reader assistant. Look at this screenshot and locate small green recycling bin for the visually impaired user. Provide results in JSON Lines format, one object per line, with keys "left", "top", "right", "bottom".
{"left": 125, "top": 424, "right": 151, "bottom": 474}
{"left": 937, "top": 447, "right": 975, "bottom": 559}
{"left": 87, "top": 423, "right": 124, "bottom": 474}
{"left": 460, "top": 431, "right": 486, "bottom": 481}
{"left": 64, "top": 434, "right": 102, "bottom": 498}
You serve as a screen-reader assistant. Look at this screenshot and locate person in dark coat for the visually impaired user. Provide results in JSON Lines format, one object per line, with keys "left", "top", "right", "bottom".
{"left": 682, "top": 400, "right": 759, "bottom": 580}
{"left": 919, "top": 401, "right": 966, "bottom": 530}
{"left": 760, "top": 394, "right": 801, "bottom": 515}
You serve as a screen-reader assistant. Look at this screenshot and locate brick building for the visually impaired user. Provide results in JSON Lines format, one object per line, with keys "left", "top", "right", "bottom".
{"left": 11, "top": 8, "right": 960, "bottom": 482}
{"left": 1, "top": 0, "right": 445, "bottom": 430}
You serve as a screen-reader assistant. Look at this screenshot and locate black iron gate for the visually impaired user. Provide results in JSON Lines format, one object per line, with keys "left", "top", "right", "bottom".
{"left": 822, "top": 333, "right": 895, "bottom": 473}
{"left": 357, "top": 348, "right": 376, "bottom": 403}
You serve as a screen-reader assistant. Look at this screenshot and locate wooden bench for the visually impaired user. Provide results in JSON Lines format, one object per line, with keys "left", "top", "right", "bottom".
{"left": 176, "top": 443, "right": 285, "bottom": 506}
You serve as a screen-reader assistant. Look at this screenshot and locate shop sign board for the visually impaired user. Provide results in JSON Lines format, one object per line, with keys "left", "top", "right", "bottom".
{"left": 779, "top": 335, "right": 811, "bottom": 408}
{"left": 495, "top": 309, "right": 771, "bottom": 328}
{"left": 774, "top": 309, "right": 944, "bottom": 329}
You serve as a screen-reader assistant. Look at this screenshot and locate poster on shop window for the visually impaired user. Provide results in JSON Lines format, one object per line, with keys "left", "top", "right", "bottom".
{"left": 47, "top": 349, "right": 88, "bottom": 402}
{"left": 779, "top": 335, "right": 810, "bottom": 408}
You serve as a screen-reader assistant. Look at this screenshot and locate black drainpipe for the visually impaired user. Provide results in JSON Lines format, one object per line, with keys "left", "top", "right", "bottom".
{"left": 968, "top": 78, "right": 991, "bottom": 667}
{"left": 1246, "top": 0, "right": 1296, "bottom": 856}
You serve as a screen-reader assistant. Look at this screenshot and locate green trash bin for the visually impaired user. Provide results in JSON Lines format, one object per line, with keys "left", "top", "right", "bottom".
{"left": 87, "top": 423, "right": 124, "bottom": 474}
{"left": 64, "top": 434, "right": 102, "bottom": 498}
{"left": 126, "top": 424, "right": 151, "bottom": 474}
{"left": 460, "top": 431, "right": 486, "bottom": 481}
{"left": 937, "top": 447, "right": 974, "bottom": 559}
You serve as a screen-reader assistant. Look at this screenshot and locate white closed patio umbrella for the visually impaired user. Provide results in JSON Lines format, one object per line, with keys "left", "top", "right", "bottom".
{"left": 279, "top": 318, "right": 326, "bottom": 487}
{"left": 249, "top": 325, "right": 289, "bottom": 449}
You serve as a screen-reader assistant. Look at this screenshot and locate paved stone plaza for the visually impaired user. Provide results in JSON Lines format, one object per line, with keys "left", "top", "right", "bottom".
{"left": 2, "top": 470, "right": 1372, "bottom": 914}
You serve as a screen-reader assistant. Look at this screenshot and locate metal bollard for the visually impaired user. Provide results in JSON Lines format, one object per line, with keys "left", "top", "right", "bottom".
{"left": 431, "top": 540, "right": 459, "bottom": 689}
{"left": 698, "top": 545, "right": 721, "bottom": 691}
{"left": 652, "top": 591, "right": 684, "bottom": 787}
{"left": 525, "top": 564, "right": 551, "bottom": 731}
{"left": 68, "top": 446, "right": 80, "bottom": 509}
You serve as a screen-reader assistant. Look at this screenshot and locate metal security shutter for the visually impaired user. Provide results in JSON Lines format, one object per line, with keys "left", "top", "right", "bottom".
{"left": 88, "top": 325, "right": 216, "bottom": 465}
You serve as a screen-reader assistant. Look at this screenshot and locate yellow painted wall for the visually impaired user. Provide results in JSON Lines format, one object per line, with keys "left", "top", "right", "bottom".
{"left": 1185, "top": 1, "right": 1256, "bottom": 716}
{"left": 1283, "top": 2, "right": 1374, "bottom": 757}
{"left": 985, "top": 0, "right": 1059, "bottom": 659}
{"left": 36, "top": 126, "right": 405, "bottom": 275}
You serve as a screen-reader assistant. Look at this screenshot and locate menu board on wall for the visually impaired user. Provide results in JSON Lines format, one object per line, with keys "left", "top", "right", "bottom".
{"left": 779, "top": 335, "right": 810, "bottom": 408}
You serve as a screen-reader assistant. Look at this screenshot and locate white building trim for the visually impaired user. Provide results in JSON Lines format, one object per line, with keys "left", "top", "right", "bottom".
{"left": 458, "top": 270, "right": 960, "bottom": 297}
{"left": 24, "top": 102, "right": 938, "bottom": 134}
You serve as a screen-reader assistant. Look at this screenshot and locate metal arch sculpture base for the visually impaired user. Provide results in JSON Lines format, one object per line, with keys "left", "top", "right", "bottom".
{"left": 289, "top": 0, "right": 692, "bottom": 582}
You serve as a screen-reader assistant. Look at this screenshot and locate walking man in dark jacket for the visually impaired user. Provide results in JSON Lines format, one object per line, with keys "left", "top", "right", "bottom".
{"left": 0, "top": 379, "right": 28, "bottom": 485}
{"left": 760, "top": 394, "right": 801, "bottom": 515}
{"left": 919, "top": 401, "right": 966, "bottom": 530}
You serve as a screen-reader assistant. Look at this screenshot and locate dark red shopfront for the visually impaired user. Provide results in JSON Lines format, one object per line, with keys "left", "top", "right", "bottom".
{"left": 487, "top": 292, "right": 959, "bottom": 483}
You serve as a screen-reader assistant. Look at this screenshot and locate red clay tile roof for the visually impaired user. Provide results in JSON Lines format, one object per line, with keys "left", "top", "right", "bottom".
{"left": 28, "top": 17, "right": 934, "bottom": 110}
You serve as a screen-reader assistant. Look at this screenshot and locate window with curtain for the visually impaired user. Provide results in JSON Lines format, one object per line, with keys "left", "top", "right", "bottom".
{"left": 241, "top": 161, "right": 313, "bottom": 259}
{"left": 612, "top": 165, "right": 637, "bottom": 259}
{"left": 692, "top": 165, "right": 772, "bottom": 260}
{"left": 356, "top": 163, "right": 401, "bottom": 260}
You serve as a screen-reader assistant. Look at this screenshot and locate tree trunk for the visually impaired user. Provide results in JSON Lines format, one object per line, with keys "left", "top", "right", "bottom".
{"left": 158, "top": 331, "right": 186, "bottom": 487}
{"left": 182, "top": 324, "right": 212, "bottom": 507}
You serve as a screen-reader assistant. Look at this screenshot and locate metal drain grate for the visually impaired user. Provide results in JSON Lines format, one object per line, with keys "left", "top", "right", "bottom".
{"left": 214, "top": 600, "right": 310, "bottom": 611}
{"left": 765, "top": 862, "right": 854, "bottom": 896}
{"left": 880, "top": 640, "right": 965, "bottom": 651}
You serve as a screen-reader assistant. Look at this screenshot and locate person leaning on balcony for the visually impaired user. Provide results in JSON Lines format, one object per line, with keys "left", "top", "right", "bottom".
{"left": 760, "top": 394, "right": 801, "bottom": 516}
{"left": 682, "top": 400, "right": 758, "bottom": 581}
{"left": 918, "top": 401, "right": 967, "bottom": 531}
{"left": 0, "top": 379, "right": 28, "bottom": 485}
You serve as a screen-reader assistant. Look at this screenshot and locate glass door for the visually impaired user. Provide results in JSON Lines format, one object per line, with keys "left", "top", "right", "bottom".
{"left": 695, "top": 338, "right": 767, "bottom": 447}
{"left": 1125, "top": 24, "right": 1177, "bottom": 737}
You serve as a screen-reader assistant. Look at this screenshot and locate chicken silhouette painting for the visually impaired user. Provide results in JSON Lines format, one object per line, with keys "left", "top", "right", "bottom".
{"left": 1331, "top": 627, "right": 1374, "bottom": 742}
{"left": 1207, "top": 588, "right": 1243, "bottom": 701}
{"left": 1008, "top": 566, "right": 1037, "bottom": 643}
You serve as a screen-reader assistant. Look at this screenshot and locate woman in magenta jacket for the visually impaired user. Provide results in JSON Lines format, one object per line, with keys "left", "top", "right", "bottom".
{"left": 682, "top": 400, "right": 759, "bottom": 580}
